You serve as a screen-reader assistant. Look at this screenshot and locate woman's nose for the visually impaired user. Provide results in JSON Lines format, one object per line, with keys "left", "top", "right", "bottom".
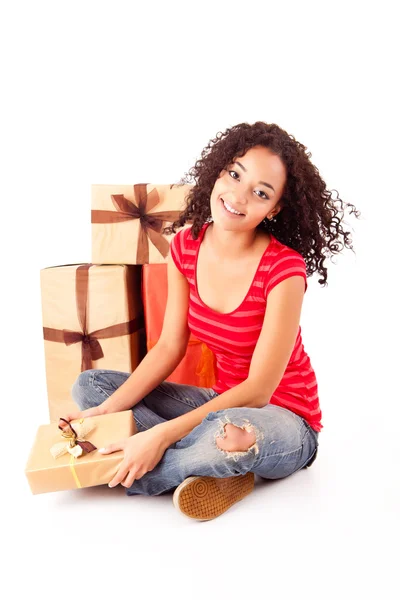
{"left": 230, "top": 196, "right": 247, "bottom": 210}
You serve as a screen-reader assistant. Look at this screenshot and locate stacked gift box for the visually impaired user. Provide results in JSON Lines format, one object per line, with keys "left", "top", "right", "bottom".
{"left": 25, "top": 182, "right": 216, "bottom": 494}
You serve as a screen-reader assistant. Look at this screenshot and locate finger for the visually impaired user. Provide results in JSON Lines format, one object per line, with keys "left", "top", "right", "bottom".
{"left": 98, "top": 442, "right": 123, "bottom": 455}
{"left": 70, "top": 413, "right": 84, "bottom": 422}
{"left": 122, "top": 468, "right": 148, "bottom": 487}
{"left": 121, "top": 471, "right": 137, "bottom": 488}
{"left": 108, "top": 463, "right": 130, "bottom": 488}
{"left": 131, "top": 469, "right": 146, "bottom": 481}
{"left": 62, "top": 414, "right": 77, "bottom": 422}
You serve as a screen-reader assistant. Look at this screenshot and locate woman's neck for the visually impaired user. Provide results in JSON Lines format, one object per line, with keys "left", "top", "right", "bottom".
{"left": 206, "top": 223, "right": 267, "bottom": 261}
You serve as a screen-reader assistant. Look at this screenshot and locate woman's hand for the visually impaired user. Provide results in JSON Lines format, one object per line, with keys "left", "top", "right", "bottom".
{"left": 63, "top": 404, "right": 105, "bottom": 423}
{"left": 99, "top": 425, "right": 170, "bottom": 488}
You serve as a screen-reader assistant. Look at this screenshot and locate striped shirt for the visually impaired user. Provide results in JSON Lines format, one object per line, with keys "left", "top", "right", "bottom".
{"left": 170, "top": 222, "right": 323, "bottom": 432}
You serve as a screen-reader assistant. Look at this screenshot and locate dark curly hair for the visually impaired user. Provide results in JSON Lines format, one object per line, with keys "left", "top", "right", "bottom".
{"left": 163, "top": 121, "right": 362, "bottom": 286}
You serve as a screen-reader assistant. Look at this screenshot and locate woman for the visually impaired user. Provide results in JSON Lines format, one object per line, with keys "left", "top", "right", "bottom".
{"left": 67, "top": 121, "right": 361, "bottom": 520}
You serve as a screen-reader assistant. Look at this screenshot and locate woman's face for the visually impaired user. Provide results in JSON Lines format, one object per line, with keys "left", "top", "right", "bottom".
{"left": 210, "top": 145, "right": 287, "bottom": 232}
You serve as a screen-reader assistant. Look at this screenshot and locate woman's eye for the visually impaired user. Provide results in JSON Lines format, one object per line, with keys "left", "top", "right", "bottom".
{"left": 228, "top": 170, "right": 269, "bottom": 200}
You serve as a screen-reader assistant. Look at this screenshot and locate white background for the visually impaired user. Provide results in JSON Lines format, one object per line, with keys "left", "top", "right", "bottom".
{"left": 2, "top": 1, "right": 399, "bottom": 598}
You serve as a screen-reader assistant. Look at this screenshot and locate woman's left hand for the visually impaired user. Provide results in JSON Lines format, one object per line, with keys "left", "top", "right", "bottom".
{"left": 99, "top": 425, "right": 170, "bottom": 488}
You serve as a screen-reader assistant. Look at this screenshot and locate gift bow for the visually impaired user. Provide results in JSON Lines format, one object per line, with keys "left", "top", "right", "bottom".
{"left": 43, "top": 264, "right": 145, "bottom": 372}
{"left": 91, "top": 184, "right": 184, "bottom": 264}
{"left": 50, "top": 418, "right": 97, "bottom": 459}
{"left": 50, "top": 418, "right": 97, "bottom": 489}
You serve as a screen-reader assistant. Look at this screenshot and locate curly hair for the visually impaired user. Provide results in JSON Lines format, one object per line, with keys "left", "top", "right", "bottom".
{"left": 163, "top": 121, "right": 362, "bottom": 286}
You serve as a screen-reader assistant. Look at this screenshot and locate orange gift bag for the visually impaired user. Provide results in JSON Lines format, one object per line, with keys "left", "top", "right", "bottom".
{"left": 142, "top": 264, "right": 216, "bottom": 388}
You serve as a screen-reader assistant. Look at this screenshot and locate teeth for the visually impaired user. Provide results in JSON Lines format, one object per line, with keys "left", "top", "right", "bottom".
{"left": 222, "top": 199, "right": 242, "bottom": 215}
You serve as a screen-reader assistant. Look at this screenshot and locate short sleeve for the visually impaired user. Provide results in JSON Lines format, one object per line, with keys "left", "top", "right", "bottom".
{"left": 264, "top": 249, "right": 308, "bottom": 299}
{"left": 169, "top": 228, "right": 185, "bottom": 275}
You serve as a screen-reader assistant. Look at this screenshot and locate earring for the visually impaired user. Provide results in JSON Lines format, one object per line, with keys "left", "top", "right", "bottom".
{"left": 263, "top": 215, "right": 276, "bottom": 224}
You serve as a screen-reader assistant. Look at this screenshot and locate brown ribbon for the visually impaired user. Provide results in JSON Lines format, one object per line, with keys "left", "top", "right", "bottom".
{"left": 91, "top": 184, "right": 183, "bottom": 263}
{"left": 43, "top": 264, "right": 145, "bottom": 372}
{"left": 58, "top": 417, "right": 97, "bottom": 454}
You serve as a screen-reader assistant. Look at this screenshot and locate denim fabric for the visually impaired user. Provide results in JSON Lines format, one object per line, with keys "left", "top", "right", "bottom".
{"left": 71, "top": 369, "right": 319, "bottom": 496}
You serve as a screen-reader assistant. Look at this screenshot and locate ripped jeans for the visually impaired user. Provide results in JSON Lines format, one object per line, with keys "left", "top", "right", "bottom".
{"left": 71, "top": 369, "right": 320, "bottom": 497}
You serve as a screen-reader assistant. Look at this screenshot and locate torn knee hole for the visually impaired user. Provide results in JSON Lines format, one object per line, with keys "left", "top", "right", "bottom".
{"left": 215, "top": 422, "right": 257, "bottom": 452}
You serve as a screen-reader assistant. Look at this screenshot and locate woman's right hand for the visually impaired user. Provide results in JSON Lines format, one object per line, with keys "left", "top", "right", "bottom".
{"left": 63, "top": 404, "right": 105, "bottom": 423}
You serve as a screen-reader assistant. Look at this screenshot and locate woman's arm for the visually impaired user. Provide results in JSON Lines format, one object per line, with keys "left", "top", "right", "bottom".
{"left": 100, "top": 273, "right": 306, "bottom": 488}
{"left": 103, "top": 379, "right": 265, "bottom": 489}
{"left": 156, "top": 274, "right": 306, "bottom": 445}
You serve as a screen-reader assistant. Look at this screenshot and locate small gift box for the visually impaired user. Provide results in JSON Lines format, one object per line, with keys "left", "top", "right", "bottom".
{"left": 41, "top": 263, "right": 146, "bottom": 422}
{"left": 142, "top": 263, "right": 216, "bottom": 388}
{"left": 25, "top": 411, "right": 136, "bottom": 494}
{"left": 91, "top": 183, "right": 193, "bottom": 264}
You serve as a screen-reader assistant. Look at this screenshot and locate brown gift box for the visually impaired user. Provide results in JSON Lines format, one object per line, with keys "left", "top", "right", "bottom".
{"left": 41, "top": 263, "right": 146, "bottom": 423}
{"left": 25, "top": 411, "right": 136, "bottom": 494}
{"left": 91, "top": 183, "right": 193, "bottom": 264}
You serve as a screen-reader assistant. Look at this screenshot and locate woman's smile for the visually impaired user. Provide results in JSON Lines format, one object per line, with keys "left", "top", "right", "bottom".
{"left": 220, "top": 196, "right": 245, "bottom": 218}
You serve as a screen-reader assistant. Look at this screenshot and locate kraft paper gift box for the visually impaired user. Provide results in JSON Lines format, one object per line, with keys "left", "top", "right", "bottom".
{"left": 25, "top": 411, "right": 136, "bottom": 494}
{"left": 91, "top": 183, "right": 193, "bottom": 264}
{"left": 41, "top": 263, "right": 146, "bottom": 423}
{"left": 142, "top": 263, "right": 216, "bottom": 388}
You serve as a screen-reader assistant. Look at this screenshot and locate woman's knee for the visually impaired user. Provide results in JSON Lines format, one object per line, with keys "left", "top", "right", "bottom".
{"left": 206, "top": 405, "right": 307, "bottom": 460}
{"left": 71, "top": 369, "right": 106, "bottom": 410}
{"left": 216, "top": 422, "right": 257, "bottom": 452}
{"left": 208, "top": 407, "right": 264, "bottom": 443}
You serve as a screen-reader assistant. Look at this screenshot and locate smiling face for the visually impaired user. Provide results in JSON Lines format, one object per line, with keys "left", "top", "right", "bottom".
{"left": 209, "top": 145, "right": 287, "bottom": 231}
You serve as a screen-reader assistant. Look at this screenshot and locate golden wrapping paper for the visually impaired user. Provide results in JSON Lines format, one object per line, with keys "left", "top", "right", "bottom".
{"left": 41, "top": 264, "right": 146, "bottom": 423}
{"left": 91, "top": 183, "right": 193, "bottom": 264}
{"left": 25, "top": 411, "right": 136, "bottom": 494}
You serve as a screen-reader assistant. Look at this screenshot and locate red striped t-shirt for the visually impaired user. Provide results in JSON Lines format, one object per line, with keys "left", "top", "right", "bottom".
{"left": 169, "top": 222, "right": 323, "bottom": 432}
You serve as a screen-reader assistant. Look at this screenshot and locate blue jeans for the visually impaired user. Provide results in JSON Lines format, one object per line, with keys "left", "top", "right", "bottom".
{"left": 71, "top": 369, "right": 319, "bottom": 496}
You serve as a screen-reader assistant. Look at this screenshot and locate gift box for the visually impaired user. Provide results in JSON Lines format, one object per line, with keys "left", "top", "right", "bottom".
{"left": 91, "top": 183, "right": 193, "bottom": 264}
{"left": 41, "top": 263, "right": 146, "bottom": 422}
{"left": 25, "top": 411, "right": 136, "bottom": 494}
{"left": 142, "top": 263, "right": 216, "bottom": 388}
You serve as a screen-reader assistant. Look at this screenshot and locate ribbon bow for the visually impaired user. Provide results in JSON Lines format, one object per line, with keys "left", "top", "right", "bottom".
{"left": 91, "top": 184, "right": 184, "bottom": 263}
{"left": 50, "top": 418, "right": 97, "bottom": 459}
{"left": 43, "top": 264, "right": 145, "bottom": 372}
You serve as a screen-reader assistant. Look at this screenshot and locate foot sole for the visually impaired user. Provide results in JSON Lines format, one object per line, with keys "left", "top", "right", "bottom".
{"left": 173, "top": 472, "right": 255, "bottom": 521}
